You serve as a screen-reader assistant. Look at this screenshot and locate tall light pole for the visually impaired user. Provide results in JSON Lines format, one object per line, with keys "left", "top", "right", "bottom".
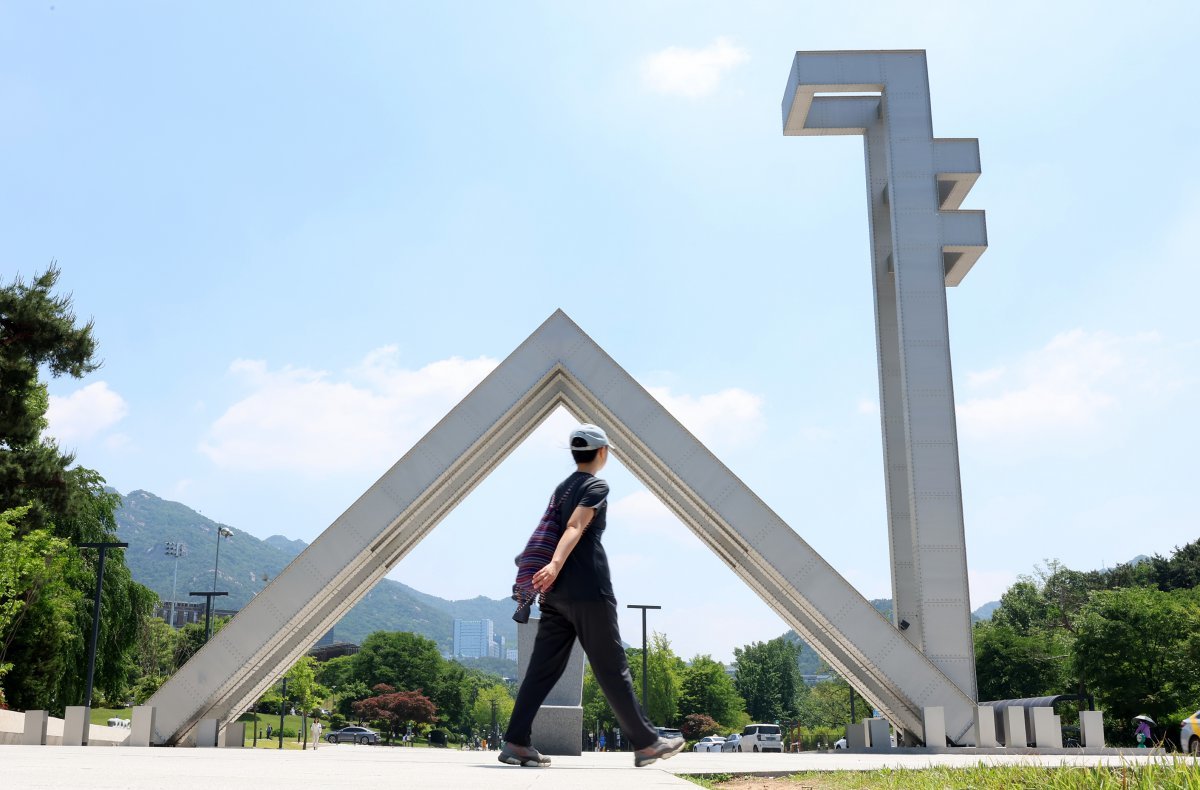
{"left": 79, "top": 541, "right": 128, "bottom": 710}
{"left": 626, "top": 604, "right": 661, "bottom": 715}
{"left": 212, "top": 526, "right": 233, "bottom": 594}
{"left": 164, "top": 541, "right": 187, "bottom": 627}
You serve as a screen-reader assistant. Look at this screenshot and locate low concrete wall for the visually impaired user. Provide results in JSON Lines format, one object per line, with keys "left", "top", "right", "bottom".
{"left": 0, "top": 709, "right": 130, "bottom": 746}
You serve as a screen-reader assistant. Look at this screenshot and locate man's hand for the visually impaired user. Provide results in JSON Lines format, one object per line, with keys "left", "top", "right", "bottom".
{"left": 532, "top": 560, "right": 560, "bottom": 593}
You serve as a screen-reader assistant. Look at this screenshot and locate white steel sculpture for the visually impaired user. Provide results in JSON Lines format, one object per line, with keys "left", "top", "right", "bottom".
{"left": 783, "top": 50, "right": 987, "bottom": 703}
{"left": 148, "top": 50, "right": 987, "bottom": 748}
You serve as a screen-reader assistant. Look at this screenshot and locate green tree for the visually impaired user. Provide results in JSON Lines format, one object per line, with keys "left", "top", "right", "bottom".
{"left": 1073, "top": 587, "right": 1200, "bottom": 739}
{"left": 678, "top": 654, "right": 745, "bottom": 728}
{"left": 626, "top": 633, "right": 683, "bottom": 726}
{"left": 127, "top": 617, "right": 178, "bottom": 704}
{"left": 733, "top": 636, "right": 802, "bottom": 723}
{"left": 0, "top": 267, "right": 156, "bottom": 711}
{"left": 0, "top": 506, "right": 79, "bottom": 697}
{"left": 582, "top": 664, "right": 616, "bottom": 732}
{"left": 284, "top": 655, "right": 329, "bottom": 718}
{"left": 352, "top": 631, "right": 443, "bottom": 693}
{"left": 470, "top": 682, "right": 514, "bottom": 734}
{"left": 973, "top": 620, "right": 1066, "bottom": 702}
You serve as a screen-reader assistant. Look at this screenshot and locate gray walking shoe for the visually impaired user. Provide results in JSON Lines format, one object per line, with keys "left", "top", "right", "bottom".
{"left": 498, "top": 742, "right": 551, "bottom": 767}
{"left": 633, "top": 735, "right": 685, "bottom": 767}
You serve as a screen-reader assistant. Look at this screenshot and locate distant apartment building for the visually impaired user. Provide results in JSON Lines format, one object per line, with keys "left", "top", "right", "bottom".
{"left": 453, "top": 618, "right": 496, "bottom": 659}
{"left": 505, "top": 648, "right": 518, "bottom": 662}
{"left": 154, "top": 600, "right": 239, "bottom": 629}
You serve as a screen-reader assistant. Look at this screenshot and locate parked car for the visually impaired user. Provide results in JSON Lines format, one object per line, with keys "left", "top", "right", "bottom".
{"left": 326, "top": 726, "right": 381, "bottom": 745}
{"left": 1181, "top": 710, "right": 1200, "bottom": 754}
{"left": 740, "top": 723, "right": 783, "bottom": 752}
{"left": 720, "top": 733, "right": 742, "bottom": 752}
{"left": 833, "top": 737, "right": 847, "bottom": 749}
{"left": 656, "top": 727, "right": 683, "bottom": 740}
{"left": 692, "top": 736, "right": 725, "bottom": 753}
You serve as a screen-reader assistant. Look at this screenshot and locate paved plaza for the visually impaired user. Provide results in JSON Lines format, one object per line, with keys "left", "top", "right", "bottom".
{"left": 1, "top": 743, "right": 1180, "bottom": 790}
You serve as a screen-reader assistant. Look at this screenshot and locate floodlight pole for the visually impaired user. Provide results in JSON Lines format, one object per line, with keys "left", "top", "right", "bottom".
{"left": 164, "top": 541, "right": 187, "bottom": 627}
{"left": 79, "top": 541, "right": 128, "bottom": 710}
{"left": 626, "top": 605, "right": 661, "bottom": 712}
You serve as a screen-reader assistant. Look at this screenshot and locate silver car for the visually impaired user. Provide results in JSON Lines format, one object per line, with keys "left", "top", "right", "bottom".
{"left": 719, "top": 733, "right": 742, "bottom": 752}
{"left": 692, "top": 735, "right": 725, "bottom": 752}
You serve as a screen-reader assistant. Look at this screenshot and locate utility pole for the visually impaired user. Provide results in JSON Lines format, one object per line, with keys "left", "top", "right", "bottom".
{"left": 79, "top": 541, "right": 128, "bottom": 710}
{"left": 189, "top": 591, "right": 229, "bottom": 643}
{"left": 626, "top": 604, "right": 661, "bottom": 713}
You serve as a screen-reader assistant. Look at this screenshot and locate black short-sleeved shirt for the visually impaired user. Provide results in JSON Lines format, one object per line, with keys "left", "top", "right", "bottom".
{"left": 552, "top": 471, "right": 612, "bottom": 601}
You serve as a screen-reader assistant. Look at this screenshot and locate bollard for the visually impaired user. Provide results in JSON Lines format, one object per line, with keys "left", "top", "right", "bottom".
{"left": 867, "top": 718, "right": 890, "bottom": 751}
{"left": 62, "top": 706, "right": 90, "bottom": 746}
{"left": 1080, "top": 710, "right": 1105, "bottom": 748}
{"left": 22, "top": 710, "right": 49, "bottom": 746}
{"left": 1030, "top": 707, "right": 1061, "bottom": 748}
{"left": 1001, "top": 706, "right": 1026, "bottom": 748}
{"left": 846, "top": 720, "right": 869, "bottom": 750}
{"left": 973, "top": 706, "right": 997, "bottom": 748}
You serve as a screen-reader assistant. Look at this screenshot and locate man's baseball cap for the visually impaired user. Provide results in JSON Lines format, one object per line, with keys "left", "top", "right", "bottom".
{"left": 569, "top": 424, "right": 611, "bottom": 450}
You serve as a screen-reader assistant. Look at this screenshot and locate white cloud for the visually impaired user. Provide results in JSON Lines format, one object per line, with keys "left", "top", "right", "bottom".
{"left": 640, "top": 37, "right": 748, "bottom": 98}
{"left": 647, "top": 384, "right": 764, "bottom": 448}
{"left": 200, "top": 349, "right": 499, "bottom": 475}
{"left": 46, "top": 381, "right": 129, "bottom": 443}
{"left": 609, "top": 490, "right": 700, "bottom": 549}
{"left": 957, "top": 329, "right": 1178, "bottom": 442}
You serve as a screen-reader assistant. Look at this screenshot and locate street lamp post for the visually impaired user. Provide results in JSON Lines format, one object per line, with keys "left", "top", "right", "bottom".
{"left": 206, "top": 526, "right": 233, "bottom": 641}
{"left": 626, "top": 604, "right": 661, "bottom": 714}
{"left": 164, "top": 541, "right": 187, "bottom": 627}
{"left": 78, "top": 541, "right": 128, "bottom": 710}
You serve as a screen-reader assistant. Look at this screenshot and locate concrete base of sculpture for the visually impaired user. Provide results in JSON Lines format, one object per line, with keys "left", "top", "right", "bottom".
{"left": 22, "top": 710, "right": 48, "bottom": 745}
{"left": 196, "top": 719, "right": 219, "bottom": 748}
{"left": 220, "top": 721, "right": 245, "bottom": 747}
{"left": 1081, "top": 710, "right": 1106, "bottom": 748}
{"left": 516, "top": 618, "right": 585, "bottom": 756}
{"left": 846, "top": 721, "right": 869, "bottom": 750}
{"left": 973, "top": 706, "right": 997, "bottom": 748}
{"left": 62, "top": 706, "right": 89, "bottom": 746}
{"left": 127, "top": 706, "right": 156, "bottom": 747}
{"left": 867, "top": 718, "right": 891, "bottom": 751}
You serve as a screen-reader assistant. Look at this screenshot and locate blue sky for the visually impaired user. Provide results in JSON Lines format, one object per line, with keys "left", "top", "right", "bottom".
{"left": 3, "top": 2, "right": 1197, "bottom": 662}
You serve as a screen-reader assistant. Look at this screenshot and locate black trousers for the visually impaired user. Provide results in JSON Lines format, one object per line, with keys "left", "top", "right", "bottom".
{"left": 504, "top": 593, "right": 658, "bottom": 750}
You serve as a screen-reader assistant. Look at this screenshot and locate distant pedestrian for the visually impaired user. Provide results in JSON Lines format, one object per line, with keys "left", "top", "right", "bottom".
{"left": 267, "top": 724, "right": 273, "bottom": 739}
{"left": 599, "top": 733, "right": 607, "bottom": 752}
{"left": 1134, "top": 715, "right": 1154, "bottom": 747}
{"left": 499, "top": 425, "right": 684, "bottom": 770}
{"left": 311, "top": 719, "right": 323, "bottom": 750}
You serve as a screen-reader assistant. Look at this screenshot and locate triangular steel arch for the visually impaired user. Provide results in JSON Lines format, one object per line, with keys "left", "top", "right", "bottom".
{"left": 148, "top": 310, "right": 975, "bottom": 745}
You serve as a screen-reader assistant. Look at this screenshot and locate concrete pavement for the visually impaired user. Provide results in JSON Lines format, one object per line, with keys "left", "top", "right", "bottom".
{"left": 0, "top": 743, "right": 1182, "bottom": 789}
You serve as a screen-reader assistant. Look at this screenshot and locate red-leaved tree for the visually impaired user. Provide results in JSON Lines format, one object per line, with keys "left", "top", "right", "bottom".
{"left": 681, "top": 713, "right": 720, "bottom": 740}
{"left": 353, "top": 688, "right": 438, "bottom": 743}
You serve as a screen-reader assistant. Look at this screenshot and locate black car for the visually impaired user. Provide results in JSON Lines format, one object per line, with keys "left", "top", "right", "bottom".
{"left": 326, "top": 726, "right": 381, "bottom": 744}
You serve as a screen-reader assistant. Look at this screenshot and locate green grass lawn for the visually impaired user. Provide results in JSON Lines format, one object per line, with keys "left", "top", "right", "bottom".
{"left": 89, "top": 707, "right": 132, "bottom": 725}
{"left": 685, "top": 761, "right": 1200, "bottom": 790}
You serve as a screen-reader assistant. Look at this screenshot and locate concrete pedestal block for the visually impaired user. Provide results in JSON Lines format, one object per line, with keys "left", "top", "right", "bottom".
{"left": 1080, "top": 710, "right": 1105, "bottom": 748}
{"left": 846, "top": 721, "right": 869, "bottom": 750}
{"left": 531, "top": 705, "right": 583, "bottom": 756}
{"left": 921, "top": 707, "right": 945, "bottom": 748}
{"left": 1030, "top": 707, "right": 1061, "bottom": 748}
{"left": 196, "top": 719, "right": 219, "bottom": 747}
{"left": 515, "top": 618, "right": 585, "bottom": 756}
{"left": 1001, "top": 706, "right": 1026, "bottom": 748}
{"left": 222, "top": 721, "right": 246, "bottom": 747}
{"left": 62, "top": 706, "right": 89, "bottom": 746}
{"left": 973, "top": 706, "right": 997, "bottom": 748}
{"left": 516, "top": 619, "right": 585, "bottom": 706}
{"left": 22, "top": 710, "right": 49, "bottom": 745}
{"left": 867, "top": 717, "right": 890, "bottom": 751}
{"left": 127, "top": 706, "right": 155, "bottom": 747}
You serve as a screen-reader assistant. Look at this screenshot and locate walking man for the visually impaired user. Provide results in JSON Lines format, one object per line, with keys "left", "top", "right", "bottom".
{"left": 498, "top": 424, "right": 684, "bottom": 769}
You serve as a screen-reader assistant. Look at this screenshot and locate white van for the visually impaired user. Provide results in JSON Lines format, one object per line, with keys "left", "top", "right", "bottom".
{"left": 739, "top": 723, "right": 782, "bottom": 752}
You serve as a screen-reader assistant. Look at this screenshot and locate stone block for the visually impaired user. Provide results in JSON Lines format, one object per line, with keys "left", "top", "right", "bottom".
{"left": 22, "top": 710, "right": 49, "bottom": 745}
{"left": 846, "top": 720, "right": 869, "bottom": 750}
{"left": 196, "top": 718, "right": 219, "bottom": 748}
{"left": 921, "top": 706, "right": 945, "bottom": 748}
{"left": 62, "top": 706, "right": 89, "bottom": 746}
{"left": 127, "top": 706, "right": 155, "bottom": 747}
{"left": 973, "top": 706, "right": 997, "bottom": 748}
{"left": 1001, "top": 706, "right": 1026, "bottom": 748}
{"left": 867, "top": 717, "right": 890, "bottom": 751}
{"left": 1080, "top": 710, "right": 1105, "bottom": 748}
{"left": 1030, "top": 707, "right": 1061, "bottom": 748}
{"left": 531, "top": 705, "right": 583, "bottom": 756}
{"left": 517, "top": 619, "right": 585, "bottom": 706}
{"left": 222, "top": 721, "right": 246, "bottom": 747}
